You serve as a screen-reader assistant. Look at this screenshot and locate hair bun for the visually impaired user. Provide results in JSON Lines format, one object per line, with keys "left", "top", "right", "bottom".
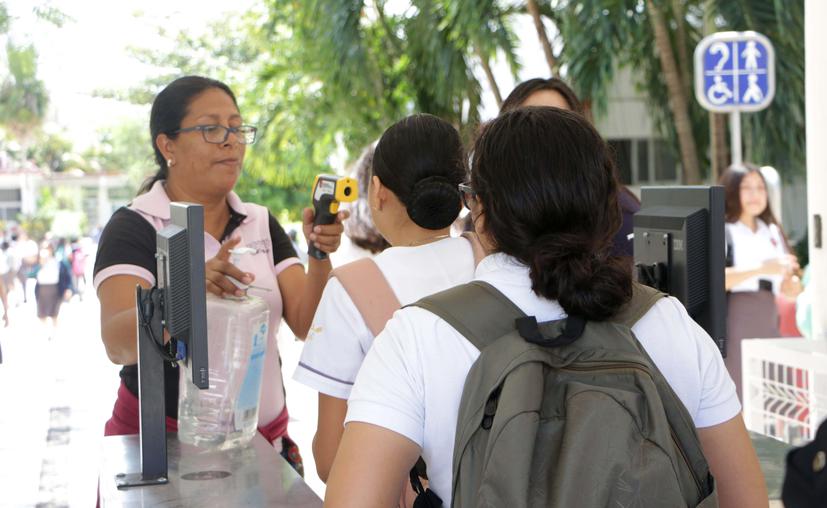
{"left": 406, "top": 176, "right": 462, "bottom": 230}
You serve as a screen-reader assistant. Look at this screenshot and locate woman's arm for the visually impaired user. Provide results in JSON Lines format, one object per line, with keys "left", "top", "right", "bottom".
{"left": 725, "top": 257, "right": 793, "bottom": 291}
{"left": 698, "top": 414, "right": 768, "bottom": 508}
{"left": 325, "top": 422, "right": 420, "bottom": 508}
{"left": 98, "top": 274, "right": 153, "bottom": 365}
{"left": 313, "top": 394, "right": 348, "bottom": 482}
{"left": 280, "top": 208, "right": 348, "bottom": 339}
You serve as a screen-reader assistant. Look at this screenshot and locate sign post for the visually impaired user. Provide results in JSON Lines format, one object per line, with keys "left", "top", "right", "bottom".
{"left": 694, "top": 31, "right": 775, "bottom": 169}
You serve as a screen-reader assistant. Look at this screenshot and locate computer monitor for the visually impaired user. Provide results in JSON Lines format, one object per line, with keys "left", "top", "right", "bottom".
{"left": 156, "top": 202, "right": 209, "bottom": 388}
{"left": 633, "top": 186, "right": 727, "bottom": 355}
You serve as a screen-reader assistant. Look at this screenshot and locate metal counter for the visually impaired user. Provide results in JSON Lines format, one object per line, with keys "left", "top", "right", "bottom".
{"left": 99, "top": 433, "right": 322, "bottom": 507}
{"left": 751, "top": 431, "right": 793, "bottom": 500}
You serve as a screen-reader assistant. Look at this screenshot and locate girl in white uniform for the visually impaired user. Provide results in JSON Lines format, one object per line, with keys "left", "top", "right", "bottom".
{"left": 720, "top": 164, "right": 801, "bottom": 400}
{"left": 324, "top": 107, "right": 767, "bottom": 508}
{"left": 293, "top": 114, "right": 476, "bottom": 481}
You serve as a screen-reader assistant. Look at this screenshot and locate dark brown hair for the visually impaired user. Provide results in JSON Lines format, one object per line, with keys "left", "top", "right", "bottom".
{"left": 139, "top": 76, "right": 238, "bottom": 195}
{"left": 372, "top": 114, "right": 466, "bottom": 230}
{"left": 471, "top": 107, "right": 631, "bottom": 320}
{"left": 719, "top": 163, "right": 790, "bottom": 250}
{"left": 500, "top": 78, "right": 584, "bottom": 115}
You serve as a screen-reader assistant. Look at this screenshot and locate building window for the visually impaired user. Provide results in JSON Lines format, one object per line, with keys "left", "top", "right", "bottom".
{"left": 653, "top": 140, "right": 679, "bottom": 182}
{"left": 0, "top": 188, "right": 22, "bottom": 202}
{"left": 605, "top": 138, "right": 680, "bottom": 185}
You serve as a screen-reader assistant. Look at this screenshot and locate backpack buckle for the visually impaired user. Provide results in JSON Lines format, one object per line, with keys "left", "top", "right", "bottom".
{"left": 516, "top": 315, "right": 586, "bottom": 347}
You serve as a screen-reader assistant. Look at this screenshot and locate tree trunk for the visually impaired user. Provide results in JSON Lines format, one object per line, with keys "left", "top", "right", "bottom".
{"left": 526, "top": 0, "right": 557, "bottom": 76}
{"left": 647, "top": 0, "right": 702, "bottom": 184}
{"left": 476, "top": 45, "right": 503, "bottom": 107}
{"left": 704, "top": 0, "right": 728, "bottom": 182}
{"left": 671, "top": 0, "right": 692, "bottom": 96}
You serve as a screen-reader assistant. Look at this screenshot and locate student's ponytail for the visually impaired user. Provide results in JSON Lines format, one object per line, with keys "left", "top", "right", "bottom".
{"left": 372, "top": 114, "right": 466, "bottom": 231}
{"left": 471, "top": 107, "right": 632, "bottom": 321}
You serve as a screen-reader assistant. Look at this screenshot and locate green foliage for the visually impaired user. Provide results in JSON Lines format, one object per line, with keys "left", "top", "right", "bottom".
{"left": 108, "top": 2, "right": 512, "bottom": 216}
{"left": 714, "top": 0, "right": 805, "bottom": 179}
{"left": 27, "top": 132, "right": 72, "bottom": 172}
{"left": 83, "top": 119, "right": 154, "bottom": 189}
{"left": 556, "top": 0, "right": 805, "bottom": 181}
{"left": 0, "top": 42, "right": 49, "bottom": 138}
{"left": 106, "top": 0, "right": 804, "bottom": 212}
{"left": 0, "top": 3, "right": 9, "bottom": 34}
{"left": 31, "top": 4, "right": 73, "bottom": 27}
{"left": 16, "top": 186, "right": 83, "bottom": 241}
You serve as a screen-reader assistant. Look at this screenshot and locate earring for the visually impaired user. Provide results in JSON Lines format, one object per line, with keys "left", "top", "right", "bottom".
{"left": 167, "top": 158, "right": 175, "bottom": 167}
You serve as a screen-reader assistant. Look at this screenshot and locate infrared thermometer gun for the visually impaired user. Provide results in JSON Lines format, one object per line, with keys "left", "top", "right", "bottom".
{"left": 308, "top": 174, "right": 358, "bottom": 260}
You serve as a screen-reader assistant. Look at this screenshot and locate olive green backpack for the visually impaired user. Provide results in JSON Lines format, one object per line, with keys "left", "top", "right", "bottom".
{"left": 409, "top": 281, "right": 719, "bottom": 508}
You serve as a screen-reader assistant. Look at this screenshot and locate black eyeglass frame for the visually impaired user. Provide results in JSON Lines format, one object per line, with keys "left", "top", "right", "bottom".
{"left": 172, "top": 124, "right": 258, "bottom": 145}
{"left": 458, "top": 182, "right": 478, "bottom": 210}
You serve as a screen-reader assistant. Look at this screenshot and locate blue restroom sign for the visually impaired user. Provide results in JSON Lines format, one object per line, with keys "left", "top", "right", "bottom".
{"left": 694, "top": 31, "right": 775, "bottom": 112}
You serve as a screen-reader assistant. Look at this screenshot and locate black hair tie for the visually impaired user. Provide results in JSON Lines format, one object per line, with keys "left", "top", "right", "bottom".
{"left": 516, "top": 315, "right": 586, "bottom": 347}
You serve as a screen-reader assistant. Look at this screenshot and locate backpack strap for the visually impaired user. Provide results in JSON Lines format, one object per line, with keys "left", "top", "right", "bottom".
{"left": 409, "top": 280, "right": 525, "bottom": 351}
{"left": 612, "top": 282, "right": 666, "bottom": 328}
{"left": 329, "top": 258, "right": 400, "bottom": 336}
{"left": 612, "top": 282, "right": 715, "bottom": 498}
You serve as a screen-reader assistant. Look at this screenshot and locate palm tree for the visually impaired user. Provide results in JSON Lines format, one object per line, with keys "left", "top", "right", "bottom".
{"left": 646, "top": 0, "right": 701, "bottom": 184}
{"left": 526, "top": 0, "right": 558, "bottom": 75}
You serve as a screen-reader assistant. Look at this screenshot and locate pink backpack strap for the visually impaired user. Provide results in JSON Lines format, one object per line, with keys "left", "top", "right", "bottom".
{"left": 461, "top": 232, "right": 487, "bottom": 267}
{"left": 330, "top": 258, "right": 401, "bottom": 336}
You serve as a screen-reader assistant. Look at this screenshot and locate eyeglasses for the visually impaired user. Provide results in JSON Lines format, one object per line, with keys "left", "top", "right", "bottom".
{"left": 173, "top": 124, "right": 258, "bottom": 145}
{"left": 458, "top": 182, "right": 477, "bottom": 210}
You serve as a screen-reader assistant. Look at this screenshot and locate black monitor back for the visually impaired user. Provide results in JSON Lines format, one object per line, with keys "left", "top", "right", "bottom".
{"left": 634, "top": 186, "right": 726, "bottom": 353}
{"left": 156, "top": 203, "right": 209, "bottom": 388}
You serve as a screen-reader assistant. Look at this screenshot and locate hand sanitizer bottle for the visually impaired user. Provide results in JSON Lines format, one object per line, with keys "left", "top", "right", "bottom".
{"left": 178, "top": 248, "right": 270, "bottom": 450}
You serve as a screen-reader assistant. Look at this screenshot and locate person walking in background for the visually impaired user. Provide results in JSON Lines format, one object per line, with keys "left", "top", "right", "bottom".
{"left": 0, "top": 240, "right": 12, "bottom": 313}
{"left": 720, "top": 164, "right": 802, "bottom": 400}
{"left": 70, "top": 238, "right": 87, "bottom": 300}
{"left": 0, "top": 265, "right": 8, "bottom": 329}
{"left": 34, "top": 242, "right": 72, "bottom": 340}
{"left": 12, "top": 230, "right": 38, "bottom": 304}
{"left": 499, "top": 77, "right": 640, "bottom": 260}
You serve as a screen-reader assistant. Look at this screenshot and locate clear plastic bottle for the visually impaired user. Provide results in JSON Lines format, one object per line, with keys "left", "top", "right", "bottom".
{"left": 178, "top": 291, "right": 270, "bottom": 450}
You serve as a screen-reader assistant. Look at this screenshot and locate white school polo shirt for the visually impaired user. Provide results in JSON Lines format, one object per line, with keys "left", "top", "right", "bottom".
{"left": 345, "top": 252, "right": 740, "bottom": 506}
{"left": 727, "top": 219, "right": 787, "bottom": 293}
{"left": 293, "top": 236, "right": 476, "bottom": 399}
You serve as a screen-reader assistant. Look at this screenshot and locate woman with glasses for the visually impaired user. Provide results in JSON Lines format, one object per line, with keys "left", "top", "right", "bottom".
{"left": 93, "top": 75, "right": 347, "bottom": 472}
{"left": 324, "top": 107, "right": 766, "bottom": 507}
{"left": 292, "top": 114, "right": 477, "bottom": 483}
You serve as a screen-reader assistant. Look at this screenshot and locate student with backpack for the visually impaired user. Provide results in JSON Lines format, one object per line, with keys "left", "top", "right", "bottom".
{"left": 324, "top": 107, "right": 767, "bottom": 508}
{"left": 293, "top": 114, "right": 478, "bottom": 482}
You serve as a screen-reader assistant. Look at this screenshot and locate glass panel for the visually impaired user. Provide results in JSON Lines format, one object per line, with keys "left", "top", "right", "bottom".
{"left": 654, "top": 140, "right": 678, "bottom": 181}
{"left": 636, "top": 140, "right": 649, "bottom": 183}
{"left": 608, "top": 139, "right": 632, "bottom": 185}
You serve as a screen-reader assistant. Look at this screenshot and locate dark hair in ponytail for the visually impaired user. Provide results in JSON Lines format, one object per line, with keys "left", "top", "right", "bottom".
{"left": 372, "top": 114, "right": 466, "bottom": 230}
{"left": 139, "top": 75, "right": 238, "bottom": 195}
{"left": 471, "top": 107, "right": 631, "bottom": 320}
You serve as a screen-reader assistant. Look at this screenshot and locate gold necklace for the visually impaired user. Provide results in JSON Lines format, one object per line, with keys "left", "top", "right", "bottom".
{"left": 408, "top": 234, "right": 451, "bottom": 247}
